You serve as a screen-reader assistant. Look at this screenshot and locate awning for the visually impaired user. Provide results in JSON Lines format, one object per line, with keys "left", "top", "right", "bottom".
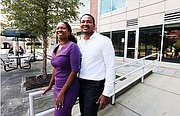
{"left": 1, "top": 28, "right": 35, "bottom": 38}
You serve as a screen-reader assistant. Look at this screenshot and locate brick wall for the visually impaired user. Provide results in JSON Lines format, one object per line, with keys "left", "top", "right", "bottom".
{"left": 90, "top": 0, "right": 98, "bottom": 30}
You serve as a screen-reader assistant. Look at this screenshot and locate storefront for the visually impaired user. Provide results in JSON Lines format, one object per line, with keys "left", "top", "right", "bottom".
{"left": 101, "top": 22, "right": 180, "bottom": 63}
{"left": 99, "top": 0, "right": 180, "bottom": 63}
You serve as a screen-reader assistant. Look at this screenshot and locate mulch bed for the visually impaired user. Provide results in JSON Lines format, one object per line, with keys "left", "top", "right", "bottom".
{"left": 23, "top": 74, "right": 52, "bottom": 91}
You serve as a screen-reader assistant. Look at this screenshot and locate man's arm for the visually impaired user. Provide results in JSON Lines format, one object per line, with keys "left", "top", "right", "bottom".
{"left": 96, "top": 37, "right": 115, "bottom": 110}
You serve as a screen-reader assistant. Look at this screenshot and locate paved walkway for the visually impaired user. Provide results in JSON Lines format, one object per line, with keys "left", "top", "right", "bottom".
{"left": 1, "top": 49, "right": 53, "bottom": 116}
{"left": 1, "top": 48, "right": 180, "bottom": 116}
{"left": 98, "top": 67, "right": 180, "bottom": 116}
{"left": 1, "top": 58, "right": 53, "bottom": 116}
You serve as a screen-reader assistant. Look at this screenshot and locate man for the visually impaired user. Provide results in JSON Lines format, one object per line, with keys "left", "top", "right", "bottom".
{"left": 18, "top": 46, "right": 24, "bottom": 55}
{"left": 77, "top": 14, "right": 115, "bottom": 116}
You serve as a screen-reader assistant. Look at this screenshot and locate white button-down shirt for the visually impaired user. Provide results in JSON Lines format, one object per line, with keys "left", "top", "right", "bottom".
{"left": 77, "top": 32, "right": 115, "bottom": 97}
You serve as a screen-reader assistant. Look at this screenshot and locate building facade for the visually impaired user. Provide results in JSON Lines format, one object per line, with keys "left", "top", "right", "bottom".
{"left": 86, "top": 0, "right": 180, "bottom": 64}
{"left": 0, "top": 14, "right": 8, "bottom": 49}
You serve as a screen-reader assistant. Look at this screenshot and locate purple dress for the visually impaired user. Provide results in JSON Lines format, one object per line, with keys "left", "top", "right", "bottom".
{"left": 51, "top": 42, "right": 80, "bottom": 116}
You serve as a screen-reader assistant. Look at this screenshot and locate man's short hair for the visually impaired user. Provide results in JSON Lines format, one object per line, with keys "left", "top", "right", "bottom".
{"left": 80, "top": 14, "right": 95, "bottom": 26}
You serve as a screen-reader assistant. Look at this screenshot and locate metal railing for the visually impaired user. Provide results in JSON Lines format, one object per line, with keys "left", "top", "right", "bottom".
{"left": 29, "top": 53, "right": 159, "bottom": 116}
{"left": 111, "top": 53, "right": 160, "bottom": 104}
{"left": 29, "top": 89, "right": 80, "bottom": 116}
{"left": 29, "top": 91, "right": 55, "bottom": 116}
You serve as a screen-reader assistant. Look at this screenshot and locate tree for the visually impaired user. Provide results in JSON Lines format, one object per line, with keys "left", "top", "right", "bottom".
{"left": 1, "top": 0, "right": 82, "bottom": 79}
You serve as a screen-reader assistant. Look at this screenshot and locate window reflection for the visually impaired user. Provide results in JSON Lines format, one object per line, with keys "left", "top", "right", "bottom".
{"left": 100, "top": 0, "right": 126, "bottom": 14}
{"left": 101, "top": 32, "right": 110, "bottom": 38}
{"left": 127, "top": 49, "right": 135, "bottom": 58}
{"left": 112, "top": 0, "right": 126, "bottom": 11}
{"left": 138, "top": 26, "right": 162, "bottom": 59}
{"left": 163, "top": 23, "right": 180, "bottom": 63}
{"left": 138, "top": 24, "right": 180, "bottom": 63}
{"left": 100, "top": 23, "right": 180, "bottom": 63}
{"left": 127, "top": 31, "right": 135, "bottom": 48}
{"left": 112, "top": 30, "right": 125, "bottom": 56}
{"left": 101, "top": 31, "right": 125, "bottom": 57}
{"left": 100, "top": 0, "right": 111, "bottom": 14}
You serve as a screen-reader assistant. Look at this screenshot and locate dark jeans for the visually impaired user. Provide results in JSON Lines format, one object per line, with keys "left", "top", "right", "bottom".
{"left": 79, "top": 79, "right": 105, "bottom": 116}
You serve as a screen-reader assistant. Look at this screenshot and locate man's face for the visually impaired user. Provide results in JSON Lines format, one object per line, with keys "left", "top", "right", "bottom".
{"left": 80, "top": 15, "right": 95, "bottom": 35}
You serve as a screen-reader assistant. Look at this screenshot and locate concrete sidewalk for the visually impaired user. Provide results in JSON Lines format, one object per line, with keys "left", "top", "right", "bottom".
{"left": 98, "top": 67, "right": 180, "bottom": 116}
{"left": 1, "top": 55, "right": 53, "bottom": 116}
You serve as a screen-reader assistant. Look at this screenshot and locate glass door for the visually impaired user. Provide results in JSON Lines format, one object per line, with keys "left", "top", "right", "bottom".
{"left": 125, "top": 29, "right": 139, "bottom": 59}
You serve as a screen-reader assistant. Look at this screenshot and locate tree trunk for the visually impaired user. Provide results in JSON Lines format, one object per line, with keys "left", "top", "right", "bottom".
{"left": 33, "top": 38, "right": 36, "bottom": 61}
{"left": 42, "top": 35, "right": 47, "bottom": 79}
{"left": 42, "top": 3, "right": 49, "bottom": 79}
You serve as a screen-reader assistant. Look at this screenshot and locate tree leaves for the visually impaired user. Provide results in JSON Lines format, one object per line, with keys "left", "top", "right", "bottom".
{"left": 1, "top": 0, "right": 82, "bottom": 38}
{"left": 1, "top": 0, "right": 82, "bottom": 78}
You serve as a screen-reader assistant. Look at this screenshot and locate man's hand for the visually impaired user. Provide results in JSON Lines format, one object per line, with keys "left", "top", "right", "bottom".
{"left": 96, "top": 94, "right": 110, "bottom": 110}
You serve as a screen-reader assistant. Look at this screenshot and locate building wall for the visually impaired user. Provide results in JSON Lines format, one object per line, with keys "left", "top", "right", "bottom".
{"left": 91, "top": 0, "right": 180, "bottom": 65}
{"left": 0, "top": 21, "right": 8, "bottom": 49}
{"left": 98, "top": 0, "right": 180, "bottom": 32}
{"left": 90, "top": 0, "right": 99, "bottom": 30}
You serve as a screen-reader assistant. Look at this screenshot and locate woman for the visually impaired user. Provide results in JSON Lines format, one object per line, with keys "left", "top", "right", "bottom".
{"left": 41, "top": 22, "right": 81, "bottom": 116}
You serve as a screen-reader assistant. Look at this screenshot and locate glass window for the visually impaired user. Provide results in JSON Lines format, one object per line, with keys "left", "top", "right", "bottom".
{"left": 101, "top": 32, "right": 110, "bottom": 38}
{"left": 139, "top": 26, "right": 162, "bottom": 59}
{"left": 112, "top": 30, "right": 125, "bottom": 56}
{"left": 79, "top": 0, "right": 90, "bottom": 16}
{"left": 140, "top": 0, "right": 146, "bottom": 2}
{"left": 127, "top": 31, "right": 136, "bottom": 48}
{"left": 82, "top": 0, "right": 89, "bottom": 13}
{"left": 163, "top": 23, "right": 180, "bottom": 63}
{"left": 101, "top": 31, "right": 125, "bottom": 57}
{"left": 127, "top": 31, "right": 136, "bottom": 58}
{"left": 112, "top": 0, "right": 126, "bottom": 11}
{"left": 100, "top": 0, "right": 126, "bottom": 14}
{"left": 100, "top": 0, "right": 111, "bottom": 14}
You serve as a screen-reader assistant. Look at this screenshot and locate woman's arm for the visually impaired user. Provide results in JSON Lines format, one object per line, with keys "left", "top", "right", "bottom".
{"left": 41, "top": 67, "right": 55, "bottom": 95}
{"left": 55, "top": 72, "right": 77, "bottom": 109}
{"left": 60, "top": 72, "right": 77, "bottom": 94}
{"left": 48, "top": 67, "right": 56, "bottom": 88}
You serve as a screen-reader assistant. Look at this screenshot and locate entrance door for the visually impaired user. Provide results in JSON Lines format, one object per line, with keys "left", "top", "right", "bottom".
{"left": 125, "top": 29, "right": 139, "bottom": 59}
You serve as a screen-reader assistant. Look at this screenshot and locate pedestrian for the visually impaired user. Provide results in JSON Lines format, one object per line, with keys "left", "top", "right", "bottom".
{"left": 41, "top": 22, "right": 81, "bottom": 116}
{"left": 8, "top": 47, "right": 14, "bottom": 55}
{"left": 18, "top": 46, "right": 24, "bottom": 55}
{"left": 77, "top": 14, "right": 115, "bottom": 116}
{"left": 174, "top": 49, "right": 179, "bottom": 58}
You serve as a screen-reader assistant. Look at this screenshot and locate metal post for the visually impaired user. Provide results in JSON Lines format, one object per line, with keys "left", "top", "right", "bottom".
{"left": 156, "top": 53, "right": 160, "bottom": 72}
{"left": 111, "top": 81, "right": 115, "bottom": 105}
{"left": 29, "top": 93, "right": 35, "bottom": 116}
{"left": 160, "top": 17, "right": 165, "bottom": 62}
{"left": 141, "top": 58, "right": 145, "bottom": 83}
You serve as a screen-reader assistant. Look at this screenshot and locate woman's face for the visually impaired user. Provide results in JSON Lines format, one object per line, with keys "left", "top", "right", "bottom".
{"left": 56, "top": 22, "right": 70, "bottom": 40}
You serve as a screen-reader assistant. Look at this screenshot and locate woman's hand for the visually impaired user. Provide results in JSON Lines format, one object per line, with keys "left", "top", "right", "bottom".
{"left": 56, "top": 92, "right": 65, "bottom": 110}
{"left": 41, "top": 86, "right": 51, "bottom": 95}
